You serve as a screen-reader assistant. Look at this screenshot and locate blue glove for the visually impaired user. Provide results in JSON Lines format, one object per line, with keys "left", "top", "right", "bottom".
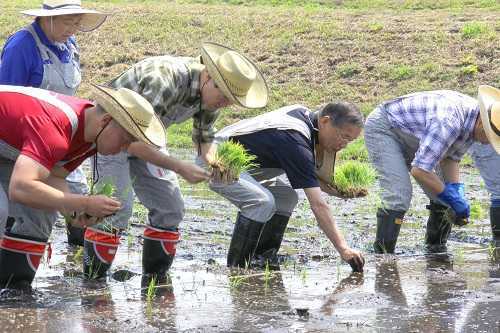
{"left": 437, "top": 183, "right": 470, "bottom": 218}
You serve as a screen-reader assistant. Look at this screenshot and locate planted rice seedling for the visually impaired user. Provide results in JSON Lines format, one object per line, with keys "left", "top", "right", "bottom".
{"left": 210, "top": 141, "right": 258, "bottom": 184}
{"left": 330, "top": 161, "right": 377, "bottom": 198}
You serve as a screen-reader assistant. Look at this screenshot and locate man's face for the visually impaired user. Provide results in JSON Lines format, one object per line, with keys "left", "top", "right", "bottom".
{"left": 318, "top": 117, "right": 361, "bottom": 152}
{"left": 96, "top": 119, "right": 136, "bottom": 155}
{"left": 473, "top": 116, "right": 490, "bottom": 144}
{"left": 201, "top": 78, "right": 233, "bottom": 111}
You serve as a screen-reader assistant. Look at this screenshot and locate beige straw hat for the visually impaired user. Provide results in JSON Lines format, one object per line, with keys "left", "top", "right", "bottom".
{"left": 21, "top": 0, "right": 107, "bottom": 32}
{"left": 201, "top": 42, "right": 268, "bottom": 109}
{"left": 478, "top": 85, "right": 500, "bottom": 154}
{"left": 91, "top": 84, "right": 166, "bottom": 148}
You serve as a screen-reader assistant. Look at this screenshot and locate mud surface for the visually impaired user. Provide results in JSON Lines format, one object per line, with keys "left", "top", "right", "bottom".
{"left": 0, "top": 153, "right": 499, "bottom": 332}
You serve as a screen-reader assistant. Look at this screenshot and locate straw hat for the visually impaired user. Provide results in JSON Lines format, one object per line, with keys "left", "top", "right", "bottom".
{"left": 91, "top": 84, "right": 166, "bottom": 148}
{"left": 478, "top": 85, "right": 500, "bottom": 154}
{"left": 201, "top": 42, "right": 268, "bottom": 109}
{"left": 21, "top": 0, "right": 107, "bottom": 32}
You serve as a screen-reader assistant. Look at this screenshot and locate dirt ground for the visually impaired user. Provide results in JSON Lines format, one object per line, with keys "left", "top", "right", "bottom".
{"left": 0, "top": 151, "right": 498, "bottom": 333}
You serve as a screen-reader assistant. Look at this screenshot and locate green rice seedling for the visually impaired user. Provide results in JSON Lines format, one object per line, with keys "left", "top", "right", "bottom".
{"left": 330, "top": 161, "right": 377, "bottom": 198}
{"left": 338, "top": 137, "right": 369, "bottom": 162}
{"left": 146, "top": 276, "right": 157, "bottom": 303}
{"left": 469, "top": 200, "right": 484, "bottom": 221}
{"left": 461, "top": 22, "right": 488, "bottom": 39}
{"left": 228, "top": 275, "right": 246, "bottom": 289}
{"left": 73, "top": 247, "right": 84, "bottom": 264}
{"left": 263, "top": 262, "right": 271, "bottom": 288}
{"left": 210, "top": 141, "right": 258, "bottom": 184}
{"left": 461, "top": 64, "right": 479, "bottom": 76}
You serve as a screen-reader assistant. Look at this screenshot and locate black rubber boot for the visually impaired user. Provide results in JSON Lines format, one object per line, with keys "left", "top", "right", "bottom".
{"left": 227, "top": 213, "right": 265, "bottom": 268}
{"left": 66, "top": 216, "right": 85, "bottom": 247}
{"left": 0, "top": 232, "right": 47, "bottom": 289}
{"left": 373, "top": 208, "right": 405, "bottom": 254}
{"left": 253, "top": 214, "right": 289, "bottom": 269}
{"left": 425, "top": 202, "right": 452, "bottom": 253}
{"left": 490, "top": 206, "right": 500, "bottom": 246}
{"left": 83, "top": 228, "right": 120, "bottom": 279}
{"left": 142, "top": 226, "right": 179, "bottom": 278}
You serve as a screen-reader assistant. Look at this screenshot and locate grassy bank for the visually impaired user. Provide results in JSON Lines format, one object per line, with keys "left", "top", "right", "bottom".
{"left": 1, "top": 0, "right": 498, "bottom": 147}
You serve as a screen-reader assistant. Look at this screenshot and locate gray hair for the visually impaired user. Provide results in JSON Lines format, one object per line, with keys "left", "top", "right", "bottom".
{"left": 319, "top": 102, "right": 364, "bottom": 128}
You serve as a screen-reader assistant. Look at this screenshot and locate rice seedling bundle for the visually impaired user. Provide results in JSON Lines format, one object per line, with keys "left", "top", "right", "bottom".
{"left": 210, "top": 141, "right": 258, "bottom": 184}
{"left": 330, "top": 161, "right": 376, "bottom": 198}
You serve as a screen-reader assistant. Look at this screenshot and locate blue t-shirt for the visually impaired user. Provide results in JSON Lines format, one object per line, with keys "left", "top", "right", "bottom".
{"left": 232, "top": 108, "right": 320, "bottom": 189}
{"left": 0, "top": 21, "right": 77, "bottom": 87}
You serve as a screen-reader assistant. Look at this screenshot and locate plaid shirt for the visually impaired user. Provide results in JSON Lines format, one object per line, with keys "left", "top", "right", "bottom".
{"left": 109, "top": 56, "right": 219, "bottom": 144}
{"left": 381, "top": 90, "right": 479, "bottom": 172}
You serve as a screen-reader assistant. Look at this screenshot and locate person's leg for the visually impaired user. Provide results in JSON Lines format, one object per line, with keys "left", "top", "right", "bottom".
{"left": 130, "top": 156, "right": 184, "bottom": 278}
{"left": 365, "top": 108, "right": 412, "bottom": 254}
{"left": 254, "top": 175, "right": 298, "bottom": 264}
{"left": 0, "top": 158, "right": 55, "bottom": 288}
{"left": 65, "top": 164, "right": 89, "bottom": 246}
{"left": 209, "top": 168, "right": 276, "bottom": 267}
{"left": 470, "top": 143, "right": 500, "bottom": 244}
{"left": 83, "top": 152, "right": 133, "bottom": 279}
{"left": 0, "top": 181, "right": 7, "bottom": 239}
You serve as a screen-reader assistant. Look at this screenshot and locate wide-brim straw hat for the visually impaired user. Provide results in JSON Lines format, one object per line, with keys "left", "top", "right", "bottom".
{"left": 201, "top": 42, "right": 268, "bottom": 109}
{"left": 21, "top": 0, "right": 107, "bottom": 32}
{"left": 478, "top": 85, "right": 500, "bottom": 154}
{"left": 91, "top": 84, "right": 166, "bottom": 148}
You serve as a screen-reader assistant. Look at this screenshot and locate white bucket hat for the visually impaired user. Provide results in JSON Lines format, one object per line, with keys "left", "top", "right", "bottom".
{"left": 21, "top": 0, "right": 107, "bottom": 32}
{"left": 91, "top": 84, "right": 166, "bottom": 148}
{"left": 201, "top": 42, "right": 268, "bottom": 109}
{"left": 478, "top": 85, "right": 500, "bottom": 154}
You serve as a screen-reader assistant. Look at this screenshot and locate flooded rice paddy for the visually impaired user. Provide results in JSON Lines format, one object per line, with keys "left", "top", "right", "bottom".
{"left": 0, "top": 153, "right": 499, "bottom": 332}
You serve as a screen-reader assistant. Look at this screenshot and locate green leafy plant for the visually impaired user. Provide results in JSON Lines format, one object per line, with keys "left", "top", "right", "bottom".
{"left": 330, "top": 161, "right": 377, "bottom": 198}
{"left": 461, "top": 64, "right": 479, "bottom": 76}
{"left": 211, "top": 141, "right": 258, "bottom": 183}
{"left": 461, "top": 22, "right": 488, "bottom": 39}
{"left": 338, "top": 137, "right": 369, "bottom": 162}
{"left": 470, "top": 200, "right": 484, "bottom": 220}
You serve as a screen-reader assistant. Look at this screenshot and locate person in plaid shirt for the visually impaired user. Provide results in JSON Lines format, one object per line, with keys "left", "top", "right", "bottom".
{"left": 84, "top": 42, "right": 268, "bottom": 281}
{"left": 364, "top": 86, "right": 500, "bottom": 254}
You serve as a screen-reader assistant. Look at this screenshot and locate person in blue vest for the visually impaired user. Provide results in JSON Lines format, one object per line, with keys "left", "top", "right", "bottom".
{"left": 0, "top": 0, "right": 107, "bottom": 246}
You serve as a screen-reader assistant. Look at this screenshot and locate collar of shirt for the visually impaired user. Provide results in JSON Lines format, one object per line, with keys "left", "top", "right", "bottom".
{"left": 32, "top": 20, "right": 74, "bottom": 63}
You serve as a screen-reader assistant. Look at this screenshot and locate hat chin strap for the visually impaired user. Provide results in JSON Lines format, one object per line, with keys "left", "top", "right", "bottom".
{"left": 90, "top": 121, "right": 110, "bottom": 193}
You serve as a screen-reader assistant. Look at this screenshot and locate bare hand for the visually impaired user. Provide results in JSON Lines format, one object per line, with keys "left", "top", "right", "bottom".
{"left": 84, "top": 195, "right": 121, "bottom": 217}
{"left": 340, "top": 247, "right": 365, "bottom": 272}
{"left": 319, "top": 179, "right": 345, "bottom": 198}
{"left": 178, "top": 161, "right": 211, "bottom": 184}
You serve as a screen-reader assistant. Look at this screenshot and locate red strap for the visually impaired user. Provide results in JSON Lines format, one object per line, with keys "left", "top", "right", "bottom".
{"left": 0, "top": 235, "right": 46, "bottom": 255}
{"left": 85, "top": 228, "right": 121, "bottom": 245}
{"left": 143, "top": 227, "right": 179, "bottom": 242}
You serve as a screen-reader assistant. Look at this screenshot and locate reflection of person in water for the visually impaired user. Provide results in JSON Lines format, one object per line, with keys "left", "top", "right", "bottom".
{"left": 228, "top": 272, "right": 291, "bottom": 331}
{"left": 320, "top": 272, "right": 364, "bottom": 317}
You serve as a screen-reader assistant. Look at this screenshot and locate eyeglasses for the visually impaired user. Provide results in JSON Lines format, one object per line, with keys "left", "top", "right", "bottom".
{"left": 334, "top": 127, "right": 353, "bottom": 143}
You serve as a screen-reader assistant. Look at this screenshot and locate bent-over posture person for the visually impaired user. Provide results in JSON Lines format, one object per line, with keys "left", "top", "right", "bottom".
{"left": 0, "top": 85, "right": 164, "bottom": 289}
{"left": 0, "top": 0, "right": 108, "bottom": 245}
{"left": 208, "top": 103, "right": 366, "bottom": 272}
{"left": 85, "top": 42, "right": 268, "bottom": 280}
{"left": 364, "top": 86, "right": 500, "bottom": 254}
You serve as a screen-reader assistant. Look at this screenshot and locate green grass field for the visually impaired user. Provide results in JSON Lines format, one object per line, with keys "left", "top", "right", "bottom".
{"left": 1, "top": 0, "right": 498, "bottom": 147}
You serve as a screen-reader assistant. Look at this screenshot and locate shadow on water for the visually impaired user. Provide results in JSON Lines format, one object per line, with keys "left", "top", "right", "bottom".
{"left": 0, "top": 151, "right": 499, "bottom": 332}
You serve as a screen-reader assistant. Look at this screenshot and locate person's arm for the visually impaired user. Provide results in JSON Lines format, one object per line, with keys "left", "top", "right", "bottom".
{"left": 127, "top": 142, "right": 210, "bottom": 183}
{"left": 439, "top": 158, "right": 460, "bottom": 183}
{"left": 0, "top": 32, "right": 38, "bottom": 86}
{"left": 303, "top": 187, "right": 365, "bottom": 271}
{"left": 199, "top": 142, "right": 217, "bottom": 164}
{"left": 410, "top": 167, "right": 445, "bottom": 195}
{"left": 192, "top": 108, "right": 220, "bottom": 158}
{"left": 9, "top": 155, "right": 120, "bottom": 217}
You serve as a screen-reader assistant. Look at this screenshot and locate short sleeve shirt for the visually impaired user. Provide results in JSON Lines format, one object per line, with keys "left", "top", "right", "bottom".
{"left": 232, "top": 108, "right": 320, "bottom": 189}
{"left": 0, "top": 87, "right": 94, "bottom": 172}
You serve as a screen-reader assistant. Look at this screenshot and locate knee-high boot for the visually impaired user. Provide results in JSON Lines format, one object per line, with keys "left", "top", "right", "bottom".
{"left": 227, "top": 213, "right": 264, "bottom": 268}
{"left": 142, "top": 226, "right": 179, "bottom": 278}
{"left": 0, "top": 232, "right": 48, "bottom": 289}
{"left": 83, "top": 228, "right": 120, "bottom": 279}
{"left": 373, "top": 208, "right": 405, "bottom": 254}
{"left": 425, "top": 202, "right": 452, "bottom": 253}
{"left": 253, "top": 214, "right": 289, "bottom": 268}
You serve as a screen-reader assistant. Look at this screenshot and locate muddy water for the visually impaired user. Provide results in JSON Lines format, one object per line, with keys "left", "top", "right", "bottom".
{"left": 1, "top": 153, "right": 499, "bottom": 332}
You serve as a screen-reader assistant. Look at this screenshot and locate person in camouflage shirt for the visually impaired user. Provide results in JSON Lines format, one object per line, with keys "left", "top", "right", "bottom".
{"left": 83, "top": 42, "right": 268, "bottom": 282}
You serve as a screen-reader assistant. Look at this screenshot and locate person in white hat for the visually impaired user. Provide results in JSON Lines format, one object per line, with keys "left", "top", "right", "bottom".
{"left": 469, "top": 86, "right": 500, "bottom": 247}
{"left": 85, "top": 42, "right": 268, "bottom": 282}
{"left": 0, "top": 0, "right": 108, "bottom": 246}
{"left": 364, "top": 86, "right": 499, "bottom": 255}
{"left": 0, "top": 84, "right": 165, "bottom": 289}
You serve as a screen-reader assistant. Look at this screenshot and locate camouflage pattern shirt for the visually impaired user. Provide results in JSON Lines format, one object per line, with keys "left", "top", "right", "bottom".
{"left": 109, "top": 56, "right": 219, "bottom": 144}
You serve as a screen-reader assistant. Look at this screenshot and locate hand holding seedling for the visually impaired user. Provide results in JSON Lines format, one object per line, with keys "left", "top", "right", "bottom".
{"left": 210, "top": 141, "right": 257, "bottom": 184}
{"left": 339, "top": 247, "right": 365, "bottom": 272}
{"left": 319, "top": 179, "right": 350, "bottom": 198}
{"left": 176, "top": 160, "right": 211, "bottom": 183}
{"left": 84, "top": 194, "right": 121, "bottom": 218}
